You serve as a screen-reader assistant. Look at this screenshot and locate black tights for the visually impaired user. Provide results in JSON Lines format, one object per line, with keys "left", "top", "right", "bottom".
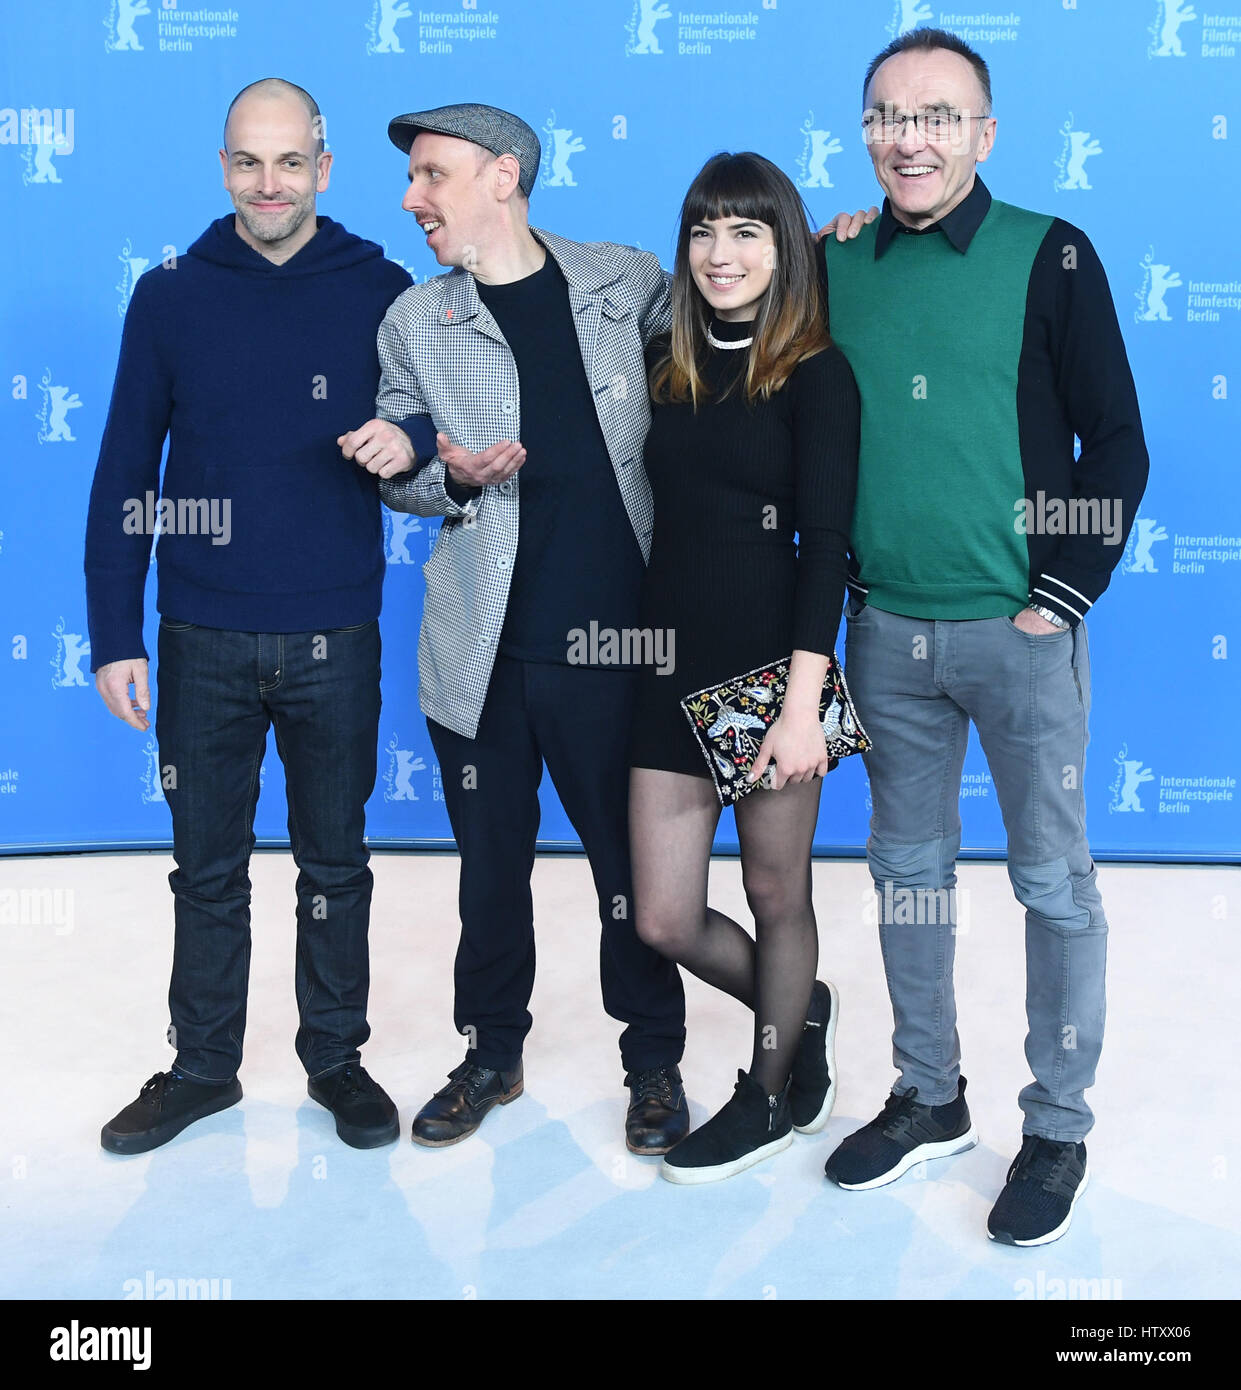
{"left": 629, "top": 767, "right": 822, "bottom": 1094}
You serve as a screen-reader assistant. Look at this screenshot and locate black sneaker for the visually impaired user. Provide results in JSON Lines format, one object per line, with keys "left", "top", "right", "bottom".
{"left": 624, "top": 1064, "right": 690, "bottom": 1155}
{"left": 411, "top": 1058, "right": 524, "bottom": 1147}
{"left": 825, "top": 1077, "right": 978, "bottom": 1190}
{"left": 307, "top": 1063, "right": 400, "bottom": 1149}
{"left": 790, "top": 979, "right": 839, "bottom": 1134}
{"left": 988, "top": 1135, "right": 1089, "bottom": 1246}
{"left": 101, "top": 1070, "right": 242, "bottom": 1155}
{"left": 662, "top": 1069, "right": 793, "bottom": 1185}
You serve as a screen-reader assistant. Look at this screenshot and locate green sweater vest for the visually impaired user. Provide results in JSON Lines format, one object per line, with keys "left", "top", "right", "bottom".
{"left": 824, "top": 199, "right": 1053, "bottom": 619}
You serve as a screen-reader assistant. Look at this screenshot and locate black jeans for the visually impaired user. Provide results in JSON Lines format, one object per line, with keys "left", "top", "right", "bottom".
{"left": 427, "top": 655, "right": 686, "bottom": 1074}
{"left": 155, "top": 616, "right": 381, "bottom": 1083}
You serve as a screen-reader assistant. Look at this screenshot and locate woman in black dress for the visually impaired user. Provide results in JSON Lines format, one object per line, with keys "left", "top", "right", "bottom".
{"left": 628, "top": 152, "right": 859, "bottom": 1183}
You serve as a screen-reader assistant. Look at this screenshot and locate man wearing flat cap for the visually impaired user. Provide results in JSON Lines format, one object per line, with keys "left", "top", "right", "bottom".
{"left": 341, "top": 103, "right": 688, "bottom": 1153}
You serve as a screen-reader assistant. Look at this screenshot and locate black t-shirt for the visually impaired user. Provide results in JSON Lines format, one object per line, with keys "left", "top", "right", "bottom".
{"left": 475, "top": 253, "right": 644, "bottom": 667}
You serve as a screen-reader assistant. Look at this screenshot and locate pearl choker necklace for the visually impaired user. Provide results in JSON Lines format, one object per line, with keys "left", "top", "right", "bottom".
{"left": 706, "top": 325, "right": 754, "bottom": 350}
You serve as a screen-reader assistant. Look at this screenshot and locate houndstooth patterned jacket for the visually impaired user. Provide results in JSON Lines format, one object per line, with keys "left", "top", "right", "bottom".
{"left": 377, "top": 226, "right": 671, "bottom": 739}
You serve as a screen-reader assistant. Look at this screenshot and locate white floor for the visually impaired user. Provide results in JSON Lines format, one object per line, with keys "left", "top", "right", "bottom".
{"left": 1, "top": 852, "right": 1237, "bottom": 1301}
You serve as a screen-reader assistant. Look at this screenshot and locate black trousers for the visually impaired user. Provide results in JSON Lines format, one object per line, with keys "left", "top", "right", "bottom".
{"left": 426, "top": 654, "right": 686, "bottom": 1074}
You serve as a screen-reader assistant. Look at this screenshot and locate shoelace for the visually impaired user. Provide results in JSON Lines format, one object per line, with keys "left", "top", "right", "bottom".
{"left": 631, "top": 1065, "right": 675, "bottom": 1106}
{"left": 877, "top": 1086, "right": 925, "bottom": 1139}
{"left": 139, "top": 1072, "right": 175, "bottom": 1109}
{"left": 442, "top": 1062, "right": 490, "bottom": 1100}
{"left": 1008, "top": 1135, "right": 1077, "bottom": 1190}
{"left": 335, "top": 1065, "right": 365, "bottom": 1098}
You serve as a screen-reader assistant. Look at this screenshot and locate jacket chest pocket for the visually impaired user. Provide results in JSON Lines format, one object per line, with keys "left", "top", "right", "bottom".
{"left": 428, "top": 353, "right": 520, "bottom": 451}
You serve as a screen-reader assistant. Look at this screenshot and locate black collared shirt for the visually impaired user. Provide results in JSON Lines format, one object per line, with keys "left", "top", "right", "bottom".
{"left": 872, "top": 174, "right": 993, "bottom": 258}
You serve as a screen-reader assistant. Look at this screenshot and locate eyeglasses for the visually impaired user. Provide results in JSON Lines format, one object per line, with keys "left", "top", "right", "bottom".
{"left": 861, "top": 108, "right": 990, "bottom": 142}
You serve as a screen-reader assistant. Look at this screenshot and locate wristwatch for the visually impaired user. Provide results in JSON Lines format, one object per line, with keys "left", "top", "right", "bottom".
{"left": 1028, "top": 604, "right": 1071, "bottom": 630}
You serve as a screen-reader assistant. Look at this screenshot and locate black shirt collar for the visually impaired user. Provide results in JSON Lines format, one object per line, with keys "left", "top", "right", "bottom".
{"left": 873, "top": 175, "right": 992, "bottom": 259}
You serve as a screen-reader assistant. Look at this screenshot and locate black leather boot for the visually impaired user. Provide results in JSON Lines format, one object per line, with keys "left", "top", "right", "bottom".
{"left": 411, "top": 1058, "right": 524, "bottom": 1147}
{"left": 624, "top": 1063, "right": 690, "bottom": 1155}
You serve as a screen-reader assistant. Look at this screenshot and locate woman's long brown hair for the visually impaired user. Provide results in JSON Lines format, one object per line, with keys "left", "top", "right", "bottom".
{"left": 650, "top": 150, "right": 830, "bottom": 409}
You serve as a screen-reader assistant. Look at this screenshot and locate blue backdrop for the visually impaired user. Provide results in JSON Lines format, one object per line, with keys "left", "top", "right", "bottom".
{"left": 2, "top": 0, "right": 1238, "bottom": 858}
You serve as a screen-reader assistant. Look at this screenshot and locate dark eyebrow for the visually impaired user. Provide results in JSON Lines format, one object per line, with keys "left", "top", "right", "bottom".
{"left": 692, "top": 219, "right": 763, "bottom": 231}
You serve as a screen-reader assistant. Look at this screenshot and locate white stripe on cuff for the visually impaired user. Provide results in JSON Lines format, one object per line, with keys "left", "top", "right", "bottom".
{"left": 1038, "top": 573, "right": 1092, "bottom": 608}
{"left": 1032, "top": 587, "right": 1084, "bottom": 621}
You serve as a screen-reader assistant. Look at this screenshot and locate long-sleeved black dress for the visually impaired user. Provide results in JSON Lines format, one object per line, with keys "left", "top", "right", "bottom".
{"left": 628, "top": 315, "right": 860, "bottom": 779}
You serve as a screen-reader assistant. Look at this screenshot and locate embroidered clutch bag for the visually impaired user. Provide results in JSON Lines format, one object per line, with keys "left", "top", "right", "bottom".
{"left": 679, "top": 653, "right": 871, "bottom": 806}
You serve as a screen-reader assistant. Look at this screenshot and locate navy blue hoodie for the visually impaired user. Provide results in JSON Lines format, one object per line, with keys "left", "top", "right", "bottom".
{"left": 84, "top": 215, "right": 413, "bottom": 670}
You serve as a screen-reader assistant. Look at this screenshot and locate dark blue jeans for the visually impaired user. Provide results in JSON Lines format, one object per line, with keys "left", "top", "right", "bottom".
{"left": 155, "top": 616, "right": 381, "bottom": 1084}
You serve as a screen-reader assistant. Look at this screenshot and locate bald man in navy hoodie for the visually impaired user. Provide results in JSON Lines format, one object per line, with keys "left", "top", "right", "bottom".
{"left": 86, "top": 79, "right": 430, "bottom": 1153}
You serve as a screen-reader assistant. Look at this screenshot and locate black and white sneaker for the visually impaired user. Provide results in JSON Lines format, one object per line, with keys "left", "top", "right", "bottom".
{"left": 662, "top": 1070, "right": 792, "bottom": 1185}
{"left": 988, "top": 1135, "right": 1089, "bottom": 1246}
{"left": 790, "top": 979, "right": 839, "bottom": 1134}
{"left": 825, "top": 1077, "right": 978, "bottom": 1190}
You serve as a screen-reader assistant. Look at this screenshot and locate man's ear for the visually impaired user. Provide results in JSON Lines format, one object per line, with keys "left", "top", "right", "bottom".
{"left": 493, "top": 152, "right": 522, "bottom": 202}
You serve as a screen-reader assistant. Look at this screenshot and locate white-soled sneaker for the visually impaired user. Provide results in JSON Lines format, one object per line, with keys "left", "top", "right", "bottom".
{"left": 662, "top": 1069, "right": 792, "bottom": 1185}
{"left": 987, "top": 1135, "right": 1089, "bottom": 1246}
{"left": 790, "top": 979, "right": 839, "bottom": 1134}
{"left": 825, "top": 1077, "right": 978, "bottom": 1190}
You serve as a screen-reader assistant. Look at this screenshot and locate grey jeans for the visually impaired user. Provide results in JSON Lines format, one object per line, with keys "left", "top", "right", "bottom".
{"left": 844, "top": 594, "right": 1107, "bottom": 1141}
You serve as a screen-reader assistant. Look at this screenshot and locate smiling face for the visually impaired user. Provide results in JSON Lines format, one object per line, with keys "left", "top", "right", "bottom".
{"left": 220, "top": 93, "right": 330, "bottom": 259}
{"left": 401, "top": 130, "right": 520, "bottom": 268}
{"left": 688, "top": 216, "right": 776, "bottom": 322}
{"left": 864, "top": 46, "right": 995, "bottom": 229}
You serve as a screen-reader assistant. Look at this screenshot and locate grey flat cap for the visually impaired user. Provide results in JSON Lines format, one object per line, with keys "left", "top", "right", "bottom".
{"left": 388, "top": 102, "right": 540, "bottom": 197}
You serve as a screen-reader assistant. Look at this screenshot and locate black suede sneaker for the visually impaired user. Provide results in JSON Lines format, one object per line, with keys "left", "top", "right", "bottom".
{"left": 307, "top": 1063, "right": 400, "bottom": 1149}
{"left": 624, "top": 1064, "right": 690, "bottom": 1155}
{"left": 101, "top": 1070, "right": 242, "bottom": 1155}
{"left": 662, "top": 1070, "right": 793, "bottom": 1185}
{"left": 825, "top": 1077, "right": 978, "bottom": 1190}
{"left": 988, "top": 1135, "right": 1089, "bottom": 1246}
{"left": 790, "top": 979, "right": 839, "bottom": 1134}
{"left": 411, "top": 1058, "right": 524, "bottom": 1147}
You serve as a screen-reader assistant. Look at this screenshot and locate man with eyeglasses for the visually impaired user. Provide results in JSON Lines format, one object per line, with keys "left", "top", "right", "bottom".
{"left": 818, "top": 28, "right": 1148, "bottom": 1245}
